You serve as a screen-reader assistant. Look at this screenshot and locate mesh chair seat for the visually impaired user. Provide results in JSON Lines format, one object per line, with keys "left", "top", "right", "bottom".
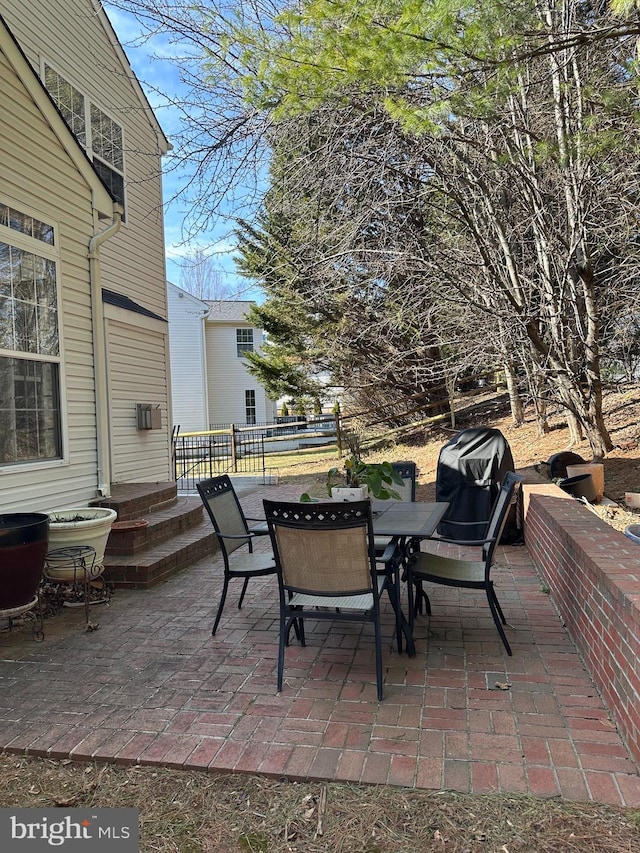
{"left": 290, "top": 576, "right": 386, "bottom": 611}
{"left": 411, "top": 552, "right": 485, "bottom": 584}
{"left": 228, "top": 551, "right": 278, "bottom": 575}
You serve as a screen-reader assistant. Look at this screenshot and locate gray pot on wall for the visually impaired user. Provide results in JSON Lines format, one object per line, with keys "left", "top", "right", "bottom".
{"left": 558, "top": 473, "right": 597, "bottom": 503}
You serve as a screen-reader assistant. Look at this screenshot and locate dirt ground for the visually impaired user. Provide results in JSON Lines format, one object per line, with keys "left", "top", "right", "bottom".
{"left": 415, "top": 385, "right": 639, "bottom": 505}
{"left": 1, "top": 753, "right": 639, "bottom": 852}
{"left": 1, "top": 385, "right": 639, "bottom": 851}
{"left": 410, "top": 384, "right": 640, "bottom": 535}
{"left": 280, "top": 384, "right": 640, "bottom": 534}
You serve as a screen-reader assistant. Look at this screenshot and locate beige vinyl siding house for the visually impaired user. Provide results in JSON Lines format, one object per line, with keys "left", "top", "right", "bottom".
{"left": 0, "top": 1, "right": 172, "bottom": 512}
{"left": 0, "top": 14, "right": 112, "bottom": 510}
{"left": 104, "top": 300, "right": 172, "bottom": 483}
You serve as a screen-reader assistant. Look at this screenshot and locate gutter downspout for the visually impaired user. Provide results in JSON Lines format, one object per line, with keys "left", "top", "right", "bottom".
{"left": 201, "top": 306, "right": 210, "bottom": 430}
{"left": 88, "top": 204, "right": 123, "bottom": 498}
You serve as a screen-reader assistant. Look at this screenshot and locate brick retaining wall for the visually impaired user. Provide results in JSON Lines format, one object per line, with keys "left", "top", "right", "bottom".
{"left": 523, "top": 484, "right": 640, "bottom": 764}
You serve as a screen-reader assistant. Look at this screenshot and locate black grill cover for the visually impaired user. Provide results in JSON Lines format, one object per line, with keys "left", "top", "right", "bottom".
{"left": 436, "top": 427, "right": 515, "bottom": 541}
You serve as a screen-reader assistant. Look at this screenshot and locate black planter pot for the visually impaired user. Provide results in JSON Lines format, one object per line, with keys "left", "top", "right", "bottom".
{"left": 0, "top": 513, "right": 49, "bottom": 610}
{"left": 547, "top": 451, "right": 585, "bottom": 480}
{"left": 558, "top": 473, "right": 597, "bottom": 503}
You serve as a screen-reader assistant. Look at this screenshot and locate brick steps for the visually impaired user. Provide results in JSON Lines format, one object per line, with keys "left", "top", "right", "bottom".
{"left": 103, "top": 517, "right": 217, "bottom": 589}
{"left": 105, "top": 496, "right": 204, "bottom": 555}
{"left": 91, "top": 481, "right": 178, "bottom": 521}
{"left": 94, "top": 482, "right": 219, "bottom": 589}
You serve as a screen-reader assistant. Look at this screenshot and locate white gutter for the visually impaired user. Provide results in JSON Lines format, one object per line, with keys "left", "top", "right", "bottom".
{"left": 88, "top": 205, "right": 123, "bottom": 497}
{"left": 201, "top": 306, "right": 210, "bottom": 429}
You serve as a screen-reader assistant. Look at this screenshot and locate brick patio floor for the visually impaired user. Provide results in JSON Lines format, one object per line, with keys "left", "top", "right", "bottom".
{"left": 1, "top": 484, "right": 639, "bottom": 807}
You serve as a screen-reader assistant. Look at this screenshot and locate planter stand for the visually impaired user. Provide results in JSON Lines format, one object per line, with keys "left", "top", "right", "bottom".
{"left": 44, "top": 545, "right": 102, "bottom": 627}
{"left": 0, "top": 596, "right": 44, "bottom": 642}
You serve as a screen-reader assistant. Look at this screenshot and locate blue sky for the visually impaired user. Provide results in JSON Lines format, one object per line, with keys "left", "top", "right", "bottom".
{"left": 105, "top": 5, "right": 261, "bottom": 298}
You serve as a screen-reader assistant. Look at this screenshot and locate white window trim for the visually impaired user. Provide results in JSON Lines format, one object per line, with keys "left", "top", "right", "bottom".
{"left": 245, "top": 388, "right": 257, "bottom": 424}
{"left": 0, "top": 201, "right": 70, "bottom": 471}
{"left": 236, "top": 327, "right": 254, "bottom": 357}
{"left": 40, "top": 59, "right": 127, "bottom": 220}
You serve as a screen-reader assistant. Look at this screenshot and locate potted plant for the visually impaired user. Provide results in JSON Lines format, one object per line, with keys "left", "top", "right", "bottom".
{"left": 301, "top": 455, "right": 404, "bottom": 502}
{"left": 45, "top": 507, "right": 117, "bottom": 581}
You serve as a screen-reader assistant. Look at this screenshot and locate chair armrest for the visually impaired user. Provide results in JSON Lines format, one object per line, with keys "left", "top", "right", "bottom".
{"left": 217, "top": 531, "right": 262, "bottom": 541}
{"left": 246, "top": 518, "right": 269, "bottom": 535}
{"left": 425, "top": 534, "right": 497, "bottom": 547}
{"left": 376, "top": 538, "right": 403, "bottom": 565}
{"left": 440, "top": 518, "right": 490, "bottom": 526}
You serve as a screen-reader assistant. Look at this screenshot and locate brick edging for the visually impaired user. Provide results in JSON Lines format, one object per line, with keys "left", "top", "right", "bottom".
{"left": 523, "top": 484, "right": 640, "bottom": 765}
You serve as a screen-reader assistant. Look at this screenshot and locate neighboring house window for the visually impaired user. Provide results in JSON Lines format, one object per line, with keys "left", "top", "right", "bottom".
{"left": 43, "top": 64, "right": 125, "bottom": 214}
{"left": 245, "top": 389, "right": 256, "bottom": 425}
{"left": 0, "top": 204, "right": 62, "bottom": 465}
{"left": 236, "top": 328, "right": 254, "bottom": 357}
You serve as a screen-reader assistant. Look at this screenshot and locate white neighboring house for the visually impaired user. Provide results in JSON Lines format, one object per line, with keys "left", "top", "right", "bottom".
{"left": 0, "top": 0, "right": 172, "bottom": 513}
{"left": 205, "top": 300, "right": 276, "bottom": 426}
{"left": 167, "top": 282, "right": 209, "bottom": 432}
{"left": 167, "top": 287, "right": 276, "bottom": 430}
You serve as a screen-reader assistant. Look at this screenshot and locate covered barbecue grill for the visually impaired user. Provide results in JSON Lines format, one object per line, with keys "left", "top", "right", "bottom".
{"left": 436, "top": 427, "right": 515, "bottom": 541}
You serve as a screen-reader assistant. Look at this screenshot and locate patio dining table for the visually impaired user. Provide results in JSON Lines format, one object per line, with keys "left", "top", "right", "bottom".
{"left": 371, "top": 500, "right": 449, "bottom": 656}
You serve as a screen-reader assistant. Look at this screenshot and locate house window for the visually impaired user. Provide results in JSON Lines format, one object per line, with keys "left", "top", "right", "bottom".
{"left": 0, "top": 203, "right": 55, "bottom": 246}
{"left": 236, "top": 328, "right": 254, "bottom": 357}
{"left": 245, "top": 389, "right": 256, "bottom": 425}
{"left": 0, "top": 214, "right": 62, "bottom": 464}
{"left": 44, "top": 64, "right": 126, "bottom": 214}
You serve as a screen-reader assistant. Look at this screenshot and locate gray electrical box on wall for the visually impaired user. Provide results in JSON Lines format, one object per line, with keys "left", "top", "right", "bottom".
{"left": 136, "top": 403, "right": 162, "bottom": 430}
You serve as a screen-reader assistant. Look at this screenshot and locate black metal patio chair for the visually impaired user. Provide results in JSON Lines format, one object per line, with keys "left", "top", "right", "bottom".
{"left": 406, "top": 471, "right": 523, "bottom": 655}
{"left": 197, "top": 475, "right": 276, "bottom": 635}
{"left": 263, "top": 499, "right": 399, "bottom": 700}
{"left": 373, "top": 460, "right": 418, "bottom": 551}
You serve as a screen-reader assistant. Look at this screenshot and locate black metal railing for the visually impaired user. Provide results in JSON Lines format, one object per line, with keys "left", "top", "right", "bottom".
{"left": 173, "top": 415, "right": 338, "bottom": 491}
{"left": 173, "top": 428, "right": 266, "bottom": 490}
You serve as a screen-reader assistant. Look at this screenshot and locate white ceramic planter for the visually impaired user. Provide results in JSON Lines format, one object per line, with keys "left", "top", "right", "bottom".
{"left": 45, "top": 507, "right": 117, "bottom": 580}
{"left": 331, "top": 486, "right": 369, "bottom": 502}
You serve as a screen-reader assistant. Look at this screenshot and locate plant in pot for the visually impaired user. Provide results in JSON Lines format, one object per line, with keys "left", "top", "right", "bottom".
{"left": 301, "top": 455, "right": 404, "bottom": 502}
{"left": 45, "top": 507, "right": 117, "bottom": 581}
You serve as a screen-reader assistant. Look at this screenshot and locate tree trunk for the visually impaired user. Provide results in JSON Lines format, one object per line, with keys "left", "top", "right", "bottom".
{"left": 503, "top": 357, "right": 524, "bottom": 426}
